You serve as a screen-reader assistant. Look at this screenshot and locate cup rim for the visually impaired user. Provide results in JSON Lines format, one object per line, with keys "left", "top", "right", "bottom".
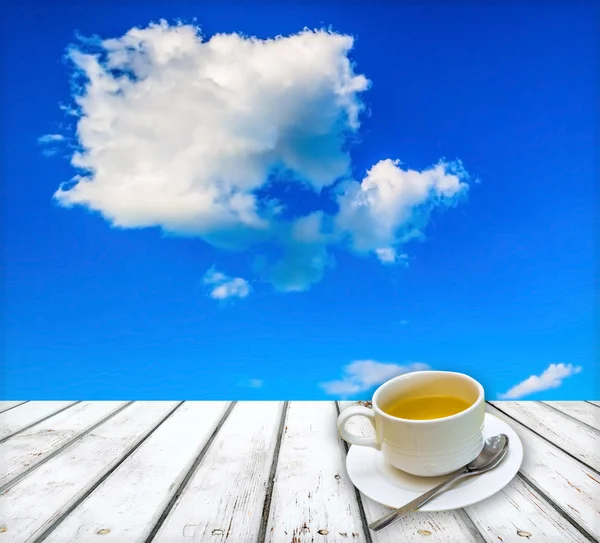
{"left": 372, "top": 370, "right": 484, "bottom": 424}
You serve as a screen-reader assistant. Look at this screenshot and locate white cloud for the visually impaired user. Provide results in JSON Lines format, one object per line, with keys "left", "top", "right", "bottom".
{"left": 335, "top": 159, "right": 468, "bottom": 256}
{"left": 498, "top": 363, "right": 582, "bottom": 400}
{"left": 51, "top": 21, "right": 471, "bottom": 292}
{"left": 374, "top": 247, "right": 410, "bottom": 265}
{"left": 203, "top": 268, "right": 250, "bottom": 300}
{"left": 39, "top": 134, "right": 66, "bottom": 158}
{"left": 320, "top": 360, "right": 429, "bottom": 396}
{"left": 239, "top": 378, "right": 263, "bottom": 388}
{"left": 38, "top": 134, "right": 65, "bottom": 144}
{"left": 54, "top": 22, "right": 368, "bottom": 234}
{"left": 375, "top": 247, "right": 397, "bottom": 263}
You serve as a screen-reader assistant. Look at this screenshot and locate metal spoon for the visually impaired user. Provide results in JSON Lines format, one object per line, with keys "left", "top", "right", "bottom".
{"left": 368, "top": 434, "right": 509, "bottom": 532}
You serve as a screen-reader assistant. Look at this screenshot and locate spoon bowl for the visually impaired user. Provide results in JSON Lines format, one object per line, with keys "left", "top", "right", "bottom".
{"left": 467, "top": 433, "right": 509, "bottom": 473}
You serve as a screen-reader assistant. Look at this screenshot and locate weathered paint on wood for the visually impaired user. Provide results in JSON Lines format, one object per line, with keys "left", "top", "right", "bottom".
{"left": 42, "top": 401, "right": 230, "bottom": 543}
{"left": 542, "top": 401, "right": 600, "bottom": 431}
{"left": 338, "top": 402, "right": 486, "bottom": 543}
{"left": 0, "top": 401, "right": 597, "bottom": 543}
{"left": 464, "top": 475, "right": 592, "bottom": 543}
{"left": 0, "top": 402, "right": 28, "bottom": 415}
{"left": 152, "top": 401, "right": 285, "bottom": 542}
{"left": 0, "top": 401, "right": 179, "bottom": 543}
{"left": 0, "top": 401, "right": 77, "bottom": 441}
{"left": 490, "top": 401, "right": 600, "bottom": 472}
{"left": 264, "top": 402, "right": 368, "bottom": 543}
{"left": 486, "top": 403, "right": 600, "bottom": 540}
{"left": 0, "top": 401, "right": 129, "bottom": 490}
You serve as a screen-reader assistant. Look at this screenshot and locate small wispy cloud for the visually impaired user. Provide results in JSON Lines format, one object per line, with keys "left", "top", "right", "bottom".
{"left": 239, "top": 378, "right": 263, "bottom": 388}
{"left": 398, "top": 320, "right": 410, "bottom": 326}
{"left": 320, "top": 360, "right": 429, "bottom": 397}
{"left": 498, "top": 363, "right": 582, "bottom": 400}
{"left": 38, "top": 134, "right": 66, "bottom": 158}
{"left": 375, "top": 247, "right": 397, "bottom": 264}
{"left": 203, "top": 268, "right": 251, "bottom": 300}
{"left": 374, "top": 248, "right": 408, "bottom": 265}
{"left": 38, "top": 134, "right": 65, "bottom": 144}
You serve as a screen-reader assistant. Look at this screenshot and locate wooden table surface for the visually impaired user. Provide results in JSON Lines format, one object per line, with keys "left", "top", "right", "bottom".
{"left": 0, "top": 400, "right": 598, "bottom": 543}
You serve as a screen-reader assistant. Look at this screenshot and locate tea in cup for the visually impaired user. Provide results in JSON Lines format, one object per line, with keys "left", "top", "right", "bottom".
{"left": 337, "top": 370, "right": 485, "bottom": 477}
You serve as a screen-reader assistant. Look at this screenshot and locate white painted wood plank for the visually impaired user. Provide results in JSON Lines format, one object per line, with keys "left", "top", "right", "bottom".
{"left": 0, "top": 401, "right": 179, "bottom": 543}
{"left": 264, "top": 402, "right": 368, "bottom": 543}
{"left": 587, "top": 401, "right": 600, "bottom": 408}
{"left": 0, "top": 401, "right": 129, "bottom": 490}
{"left": 486, "top": 403, "right": 600, "bottom": 539}
{"left": 43, "top": 401, "right": 231, "bottom": 543}
{"left": 542, "top": 402, "right": 600, "bottom": 431}
{"left": 0, "top": 402, "right": 28, "bottom": 414}
{"left": 464, "top": 475, "right": 591, "bottom": 543}
{"left": 153, "top": 401, "right": 284, "bottom": 543}
{"left": 490, "top": 401, "right": 600, "bottom": 471}
{"left": 0, "top": 401, "right": 77, "bottom": 440}
{"left": 338, "top": 402, "right": 486, "bottom": 543}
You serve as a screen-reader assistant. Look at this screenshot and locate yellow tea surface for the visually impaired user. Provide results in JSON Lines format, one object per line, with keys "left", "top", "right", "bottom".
{"left": 384, "top": 395, "right": 472, "bottom": 420}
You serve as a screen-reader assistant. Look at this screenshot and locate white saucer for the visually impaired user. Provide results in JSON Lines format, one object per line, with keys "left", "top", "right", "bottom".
{"left": 345, "top": 413, "right": 523, "bottom": 511}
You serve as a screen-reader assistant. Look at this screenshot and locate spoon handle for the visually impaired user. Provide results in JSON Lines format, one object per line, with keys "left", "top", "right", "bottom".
{"left": 368, "top": 469, "right": 469, "bottom": 532}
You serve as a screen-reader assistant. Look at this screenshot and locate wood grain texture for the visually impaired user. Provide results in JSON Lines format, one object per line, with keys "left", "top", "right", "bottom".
{"left": 543, "top": 402, "right": 600, "bottom": 431}
{"left": 0, "top": 402, "right": 77, "bottom": 441}
{"left": 0, "top": 401, "right": 179, "bottom": 543}
{"left": 264, "top": 402, "right": 368, "bottom": 543}
{"left": 42, "top": 401, "right": 230, "bottom": 543}
{"left": 0, "top": 402, "right": 28, "bottom": 415}
{"left": 0, "top": 401, "right": 129, "bottom": 491}
{"left": 152, "top": 401, "right": 284, "bottom": 543}
{"left": 338, "top": 402, "right": 486, "bottom": 543}
{"left": 486, "top": 403, "right": 600, "bottom": 540}
{"left": 464, "top": 475, "right": 592, "bottom": 543}
{"left": 490, "top": 401, "right": 600, "bottom": 472}
{"left": 0, "top": 401, "right": 597, "bottom": 543}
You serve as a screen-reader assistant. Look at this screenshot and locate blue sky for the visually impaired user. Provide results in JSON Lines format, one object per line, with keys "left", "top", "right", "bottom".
{"left": 2, "top": 2, "right": 597, "bottom": 401}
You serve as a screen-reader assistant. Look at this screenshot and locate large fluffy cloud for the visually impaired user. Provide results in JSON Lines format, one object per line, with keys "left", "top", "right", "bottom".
{"left": 52, "top": 21, "right": 470, "bottom": 291}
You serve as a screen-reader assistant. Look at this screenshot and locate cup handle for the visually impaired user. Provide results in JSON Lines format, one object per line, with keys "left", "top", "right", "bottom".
{"left": 337, "top": 405, "right": 381, "bottom": 450}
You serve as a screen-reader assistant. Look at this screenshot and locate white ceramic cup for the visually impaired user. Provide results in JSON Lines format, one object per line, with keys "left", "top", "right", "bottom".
{"left": 337, "top": 370, "right": 485, "bottom": 477}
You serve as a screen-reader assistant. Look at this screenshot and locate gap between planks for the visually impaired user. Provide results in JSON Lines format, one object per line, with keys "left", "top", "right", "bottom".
{"left": 143, "top": 401, "right": 237, "bottom": 543}
{"left": 540, "top": 401, "right": 600, "bottom": 433}
{"left": 488, "top": 401, "right": 600, "bottom": 475}
{"left": 1, "top": 402, "right": 183, "bottom": 543}
{"left": 256, "top": 401, "right": 289, "bottom": 543}
{"left": 515, "top": 471, "right": 599, "bottom": 543}
{"left": 0, "top": 401, "right": 81, "bottom": 444}
{"left": 0, "top": 402, "right": 29, "bottom": 415}
{"left": 485, "top": 402, "right": 600, "bottom": 541}
{"left": 32, "top": 402, "right": 186, "bottom": 543}
{"left": 335, "top": 402, "right": 375, "bottom": 543}
{"left": 0, "top": 401, "right": 134, "bottom": 494}
{"left": 149, "top": 401, "right": 287, "bottom": 543}
{"left": 263, "top": 402, "right": 372, "bottom": 543}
